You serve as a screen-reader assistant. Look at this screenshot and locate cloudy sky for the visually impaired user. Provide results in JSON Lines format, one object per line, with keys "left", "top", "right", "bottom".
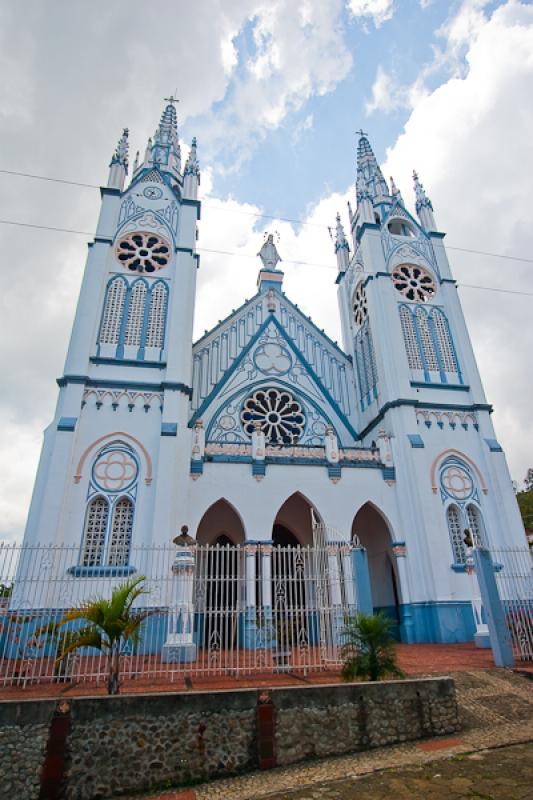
{"left": 1, "top": 0, "right": 532, "bottom": 542}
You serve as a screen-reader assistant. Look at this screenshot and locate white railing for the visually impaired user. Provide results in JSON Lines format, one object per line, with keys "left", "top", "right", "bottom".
{"left": 0, "top": 540, "right": 359, "bottom": 687}
{"left": 490, "top": 545, "right": 533, "bottom": 661}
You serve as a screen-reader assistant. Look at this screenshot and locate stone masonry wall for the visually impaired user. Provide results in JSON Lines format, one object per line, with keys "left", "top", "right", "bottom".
{"left": 0, "top": 677, "right": 459, "bottom": 800}
{"left": 0, "top": 698, "right": 54, "bottom": 799}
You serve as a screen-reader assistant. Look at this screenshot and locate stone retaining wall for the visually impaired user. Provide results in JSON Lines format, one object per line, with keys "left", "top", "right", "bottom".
{"left": 0, "top": 677, "right": 459, "bottom": 799}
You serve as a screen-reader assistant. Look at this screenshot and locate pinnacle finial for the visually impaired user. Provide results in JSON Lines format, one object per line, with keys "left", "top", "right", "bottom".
{"left": 110, "top": 128, "right": 129, "bottom": 172}
{"left": 334, "top": 213, "right": 349, "bottom": 253}
{"left": 184, "top": 137, "right": 200, "bottom": 178}
{"left": 413, "top": 169, "right": 433, "bottom": 211}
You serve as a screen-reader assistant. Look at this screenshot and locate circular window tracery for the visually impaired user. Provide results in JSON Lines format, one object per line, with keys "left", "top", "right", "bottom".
{"left": 92, "top": 445, "right": 139, "bottom": 492}
{"left": 440, "top": 463, "right": 474, "bottom": 501}
{"left": 241, "top": 388, "right": 305, "bottom": 445}
{"left": 352, "top": 283, "right": 368, "bottom": 327}
{"left": 392, "top": 263, "right": 436, "bottom": 302}
{"left": 116, "top": 231, "right": 171, "bottom": 273}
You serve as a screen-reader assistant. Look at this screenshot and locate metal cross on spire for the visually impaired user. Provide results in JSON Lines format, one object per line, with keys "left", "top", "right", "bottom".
{"left": 164, "top": 90, "right": 180, "bottom": 106}
{"left": 355, "top": 128, "right": 368, "bottom": 138}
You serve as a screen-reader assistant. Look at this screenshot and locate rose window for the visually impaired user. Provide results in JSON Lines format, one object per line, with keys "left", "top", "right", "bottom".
{"left": 241, "top": 388, "right": 305, "bottom": 444}
{"left": 352, "top": 283, "right": 368, "bottom": 327}
{"left": 392, "top": 264, "right": 436, "bottom": 302}
{"left": 116, "top": 231, "right": 170, "bottom": 273}
{"left": 441, "top": 464, "right": 474, "bottom": 501}
{"left": 92, "top": 447, "right": 138, "bottom": 492}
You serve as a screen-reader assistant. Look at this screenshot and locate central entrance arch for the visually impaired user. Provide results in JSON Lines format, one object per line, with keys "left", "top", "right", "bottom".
{"left": 271, "top": 494, "right": 319, "bottom": 651}
{"left": 195, "top": 500, "right": 245, "bottom": 651}
{"left": 351, "top": 503, "right": 401, "bottom": 632}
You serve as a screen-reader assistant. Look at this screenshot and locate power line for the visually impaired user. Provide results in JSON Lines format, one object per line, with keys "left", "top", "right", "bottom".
{"left": 2, "top": 167, "right": 533, "bottom": 266}
{"left": 0, "top": 217, "right": 530, "bottom": 298}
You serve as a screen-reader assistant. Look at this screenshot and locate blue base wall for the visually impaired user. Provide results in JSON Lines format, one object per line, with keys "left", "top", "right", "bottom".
{"left": 375, "top": 601, "right": 476, "bottom": 644}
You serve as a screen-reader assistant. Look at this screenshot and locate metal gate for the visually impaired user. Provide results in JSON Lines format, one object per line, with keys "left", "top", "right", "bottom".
{"left": 490, "top": 546, "right": 533, "bottom": 661}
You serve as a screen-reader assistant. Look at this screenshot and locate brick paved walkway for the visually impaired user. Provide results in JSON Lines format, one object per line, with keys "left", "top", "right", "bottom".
{"left": 131, "top": 669, "right": 533, "bottom": 800}
{"left": 0, "top": 643, "right": 496, "bottom": 700}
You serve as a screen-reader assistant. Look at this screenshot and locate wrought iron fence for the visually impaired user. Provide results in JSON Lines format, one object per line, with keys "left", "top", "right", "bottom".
{"left": 490, "top": 545, "right": 533, "bottom": 661}
{"left": 0, "top": 540, "right": 360, "bottom": 687}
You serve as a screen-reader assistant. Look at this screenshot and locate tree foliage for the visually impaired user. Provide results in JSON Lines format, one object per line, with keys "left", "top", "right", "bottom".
{"left": 44, "top": 576, "right": 150, "bottom": 694}
{"left": 341, "top": 611, "right": 404, "bottom": 683}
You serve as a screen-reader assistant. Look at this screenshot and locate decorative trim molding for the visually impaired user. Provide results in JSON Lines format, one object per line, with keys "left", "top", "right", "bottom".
{"left": 74, "top": 432, "right": 153, "bottom": 485}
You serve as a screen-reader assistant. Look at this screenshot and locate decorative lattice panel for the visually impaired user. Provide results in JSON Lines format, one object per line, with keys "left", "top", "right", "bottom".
{"left": 399, "top": 306, "right": 422, "bottom": 369}
{"left": 416, "top": 307, "right": 439, "bottom": 371}
{"left": 99, "top": 278, "right": 126, "bottom": 345}
{"left": 432, "top": 309, "right": 459, "bottom": 373}
{"left": 145, "top": 282, "right": 168, "bottom": 348}
{"left": 124, "top": 281, "right": 148, "bottom": 346}
{"left": 82, "top": 497, "right": 109, "bottom": 567}
{"left": 108, "top": 497, "right": 134, "bottom": 566}
{"left": 447, "top": 505, "right": 465, "bottom": 565}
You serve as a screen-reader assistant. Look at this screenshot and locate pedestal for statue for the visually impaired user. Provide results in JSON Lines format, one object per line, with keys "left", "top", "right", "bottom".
{"left": 162, "top": 536, "right": 198, "bottom": 663}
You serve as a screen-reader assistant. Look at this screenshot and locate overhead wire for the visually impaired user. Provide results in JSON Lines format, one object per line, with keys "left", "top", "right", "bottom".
{"left": 1, "top": 168, "right": 533, "bottom": 297}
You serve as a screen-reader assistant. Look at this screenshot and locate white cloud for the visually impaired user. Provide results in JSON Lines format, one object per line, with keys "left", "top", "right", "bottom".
{"left": 347, "top": 0, "right": 395, "bottom": 28}
{"left": 381, "top": 0, "right": 533, "bottom": 486}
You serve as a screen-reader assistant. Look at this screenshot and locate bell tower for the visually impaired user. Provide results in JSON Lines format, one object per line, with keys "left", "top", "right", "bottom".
{"left": 333, "top": 132, "right": 525, "bottom": 642}
{"left": 23, "top": 98, "right": 201, "bottom": 562}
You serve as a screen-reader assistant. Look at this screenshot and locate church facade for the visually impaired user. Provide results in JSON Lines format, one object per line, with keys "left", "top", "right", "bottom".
{"left": 21, "top": 100, "right": 525, "bottom": 644}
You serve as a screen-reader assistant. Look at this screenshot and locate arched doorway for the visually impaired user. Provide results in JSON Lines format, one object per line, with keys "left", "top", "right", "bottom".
{"left": 195, "top": 500, "right": 245, "bottom": 653}
{"left": 271, "top": 494, "right": 318, "bottom": 652}
{"left": 351, "top": 503, "right": 401, "bottom": 633}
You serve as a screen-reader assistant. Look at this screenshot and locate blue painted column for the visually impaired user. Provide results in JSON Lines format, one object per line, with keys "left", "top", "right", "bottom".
{"left": 351, "top": 546, "right": 373, "bottom": 616}
{"left": 472, "top": 547, "right": 514, "bottom": 667}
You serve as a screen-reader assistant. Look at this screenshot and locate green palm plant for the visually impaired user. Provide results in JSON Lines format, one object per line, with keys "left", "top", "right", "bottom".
{"left": 49, "top": 576, "right": 151, "bottom": 694}
{"left": 341, "top": 611, "right": 404, "bottom": 682}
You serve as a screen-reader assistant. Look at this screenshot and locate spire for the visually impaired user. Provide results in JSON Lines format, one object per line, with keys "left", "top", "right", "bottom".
{"left": 333, "top": 213, "right": 350, "bottom": 277}
{"left": 183, "top": 137, "right": 200, "bottom": 199}
{"left": 108, "top": 128, "right": 129, "bottom": 190}
{"left": 413, "top": 170, "right": 436, "bottom": 231}
{"left": 356, "top": 131, "right": 390, "bottom": 203}
{"left": 137, "top": 96, "right": 182, "bottom": 180}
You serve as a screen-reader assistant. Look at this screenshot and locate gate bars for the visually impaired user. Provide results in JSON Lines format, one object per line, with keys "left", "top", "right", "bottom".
{"left": 0, "top": 540, "right": 358, "bottom": 687}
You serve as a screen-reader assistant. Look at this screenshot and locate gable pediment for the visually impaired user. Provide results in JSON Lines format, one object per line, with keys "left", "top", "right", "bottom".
{"left": 191, "top": 310, "right": 357, "bottom": 446}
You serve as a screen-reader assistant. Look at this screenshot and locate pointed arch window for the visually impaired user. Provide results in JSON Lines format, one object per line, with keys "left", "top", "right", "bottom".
{"left": 466, "top": 504, "right": 486, "bottom": 548}
{"left": 145, "top": 281, "right": 169, "bottom": 349}
{"left": 99, "top": 277, "right": 126, "bottom": 345}
{"left": 431, "top": 309, "right": 459, "bottom": 373}
{"left": 354, "top": 319, "right": 378, "bottom": 410}
{"left": 79, "top": 443, "right": 138, "bottom": 571}
{"left": 398, "top": 304, "right": 461, "bottom": 384}
{"left": 98, "top": 277, "right": 169, "bottom": 361}
{"left": 108, "top": 497, "right": 134, "bottom": 566}
{"left": 446, "top": 504, "right": 465, "bottom": 565}
{"left": 82, "top": 497, "right": 109, "bottom": 566}
{"left": 124, "top": 280, "right": 148, "bottom": 346}
{"left": 399, "top": 305, "right": 422, "bottom": 369}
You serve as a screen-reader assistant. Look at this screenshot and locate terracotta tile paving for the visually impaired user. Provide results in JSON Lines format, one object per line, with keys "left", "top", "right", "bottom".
{"left": 0, "top": 643, "right": 498, "bottom": 700}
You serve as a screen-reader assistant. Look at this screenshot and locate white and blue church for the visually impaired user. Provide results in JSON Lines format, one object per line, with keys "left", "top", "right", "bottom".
{"left": 21, "top": 99, "right": 526, "bottom": 645}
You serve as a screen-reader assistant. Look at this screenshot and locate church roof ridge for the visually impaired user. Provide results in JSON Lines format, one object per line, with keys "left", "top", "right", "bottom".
{"left": 192, "top": 291, "right": 262, "bottom": 349}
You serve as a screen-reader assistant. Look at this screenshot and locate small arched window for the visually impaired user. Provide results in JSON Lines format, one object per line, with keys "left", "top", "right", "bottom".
{"left": 82, "top": 496, "right": 109, "bottom": 567}
{"left": 466, "top": 504, "right": 486, "bottom": 547}
{"left": 145, "top": 281, "right": 169, "bottom": 349}
{"left": 108, "top": 497, "right": 134, "bottom": 566}
{"left": 446, "top": 504, "right": 465, "bottom": 565}
{"left": 388, "top": 219, "right": 415, "bottom": 237}
{"left": 124, "top": 280, "right": 148, "bottom": 346}
{"left": 99, "top": 277, "right": 126, "bottom": 345}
